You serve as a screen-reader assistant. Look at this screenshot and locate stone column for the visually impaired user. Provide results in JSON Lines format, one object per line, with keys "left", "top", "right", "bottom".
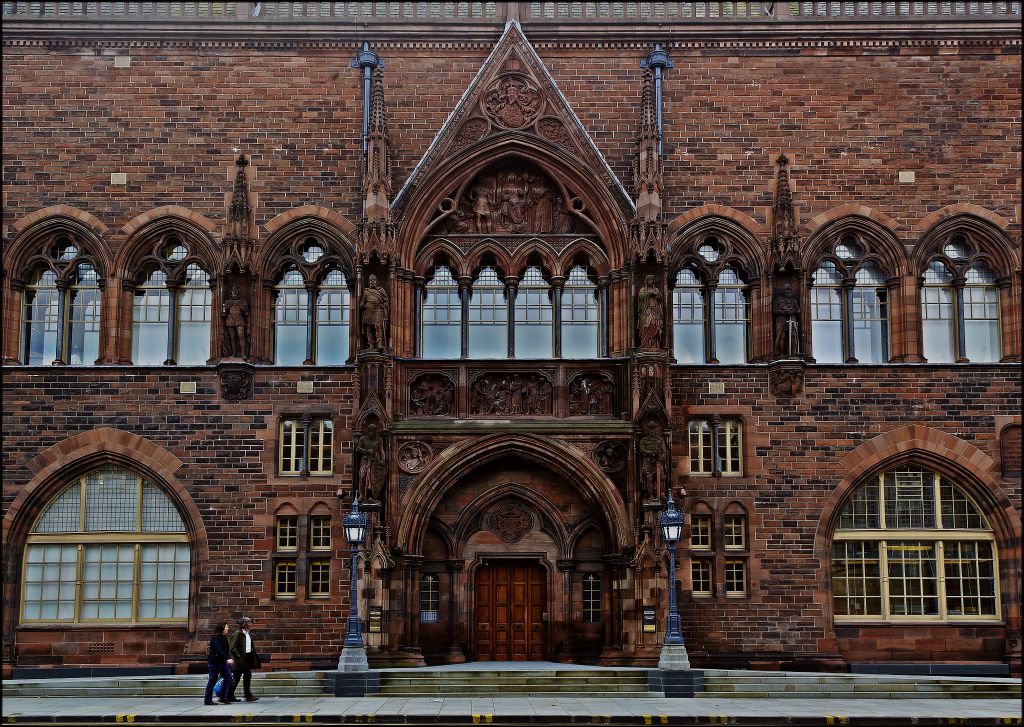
{"left": 163, "top": 280, "right": 180, "bottom": 365}
{"left": 556, "top": 558, "right": 576, "bottom": 662}
{"left": 445, "top": 560, "right": 466, "bottom": 663}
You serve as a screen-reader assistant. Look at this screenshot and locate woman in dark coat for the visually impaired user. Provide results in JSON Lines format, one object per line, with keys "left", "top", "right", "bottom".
{"left": 204, "top": 622, "right": 237, "bottom": 705}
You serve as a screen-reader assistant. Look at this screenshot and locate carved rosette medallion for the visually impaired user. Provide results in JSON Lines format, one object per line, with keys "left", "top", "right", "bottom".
{"left": 483, "top": 75, "right": 542, "bottom": 129}
{"left": 593, "top": 440, "right": 627, "bottom": 473}
{"left": 398, "top": 441, "right": 432, "bottom": 473}
{"left": 408, "top": 372, "right": 456, "bottom": 416}
{"left": 452, "top": 117, "right": 490, "bottom": 151}
{"left": 487, "top": 501, "right": 533, "bottom": 543}
{"left": 536, "top": 116, "right": 571, "bottom": 146}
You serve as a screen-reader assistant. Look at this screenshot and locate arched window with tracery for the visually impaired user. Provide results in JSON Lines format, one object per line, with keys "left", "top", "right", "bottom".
{"left": 421, "top": 264, "right": 461, "bottom": 359}
{"left": 514, "top": 265, "right": 553, "bottom": 358}
{"left": 670, "top": 233, "right": 753, "bottom": 364}
{"left": 917, "top": 230, "right": 1005, "bottom": 363}
{"left": 810, "top": 233, "right": 891, "bottom": 364}
{"left": 20, "top": 235, "right": 103, "bottom": 366}
{"left": 831, "top": 464, "right": 1000, "bottom": 622}
{"left": 129, "top": 235, "right": 212, "bottom": 366}
{"left": 269, "top": 233, "right": 353, "bottom": 365}
{"left": 21, "top": 465, "right": 190, "bottom": 624}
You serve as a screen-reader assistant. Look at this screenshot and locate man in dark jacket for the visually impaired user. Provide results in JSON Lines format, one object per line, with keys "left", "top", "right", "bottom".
{"left": 228, "top": 616, "right": 261, "bottom": 701}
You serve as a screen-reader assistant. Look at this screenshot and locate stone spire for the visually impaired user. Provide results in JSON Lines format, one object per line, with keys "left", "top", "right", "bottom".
{"left": 630, "top": 68, "right": 666, "bottom": 261}
{"left": 225, "top": 153, "right": 254, "bottom": 272}
{"left": 769, "top": 153, "right": 799, "bottom": 271}
{"left": 360, "top": 68, "right": 396, "bottom": 263}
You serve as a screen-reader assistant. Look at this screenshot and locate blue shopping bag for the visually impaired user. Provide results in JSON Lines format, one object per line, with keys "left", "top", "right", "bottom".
{"left": 213, "top": 677, "right": 225, "bottom": 698}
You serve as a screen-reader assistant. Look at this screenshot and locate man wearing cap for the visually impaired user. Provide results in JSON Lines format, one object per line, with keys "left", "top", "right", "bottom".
{"left": 228, "top": 616, "right": 261, "bottom": 701}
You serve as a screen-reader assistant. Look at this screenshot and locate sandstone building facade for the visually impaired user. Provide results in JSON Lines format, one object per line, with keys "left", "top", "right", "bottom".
{"left": 1, "top": 1, "right": 1021, "bottom": 677}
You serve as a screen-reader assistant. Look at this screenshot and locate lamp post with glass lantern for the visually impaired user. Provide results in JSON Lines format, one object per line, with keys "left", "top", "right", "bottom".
{"left": 658, "top": 492, "right": 690, "bottom": 670}
{"left": 338, "top": 496, "right": 369, "bottom": 672}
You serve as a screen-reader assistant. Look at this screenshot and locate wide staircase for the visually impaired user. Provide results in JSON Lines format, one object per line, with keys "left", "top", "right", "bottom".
{"left": 376, "top": 666, "right": 656, "bottom": 698}
{"left": 3, "top": 666, "right": 1020, "bottom": 700}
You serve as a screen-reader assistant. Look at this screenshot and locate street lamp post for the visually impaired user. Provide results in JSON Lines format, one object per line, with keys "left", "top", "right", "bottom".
{"left": 658, "top": 492, "right": 690, "bottom": 670}
{"left": 339, "top": 496, "right": 369, "bottom": 673}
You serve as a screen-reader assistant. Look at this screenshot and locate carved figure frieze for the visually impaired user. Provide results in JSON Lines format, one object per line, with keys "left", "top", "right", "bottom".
{"left": 435, "top": 167, "right": 584, "bottom": 235}
{"left": 470, "top": 373, "right": 553, "bottom": 416}
{"left": 487, "top": 500, "right": 533, "bottom": 543}
{"left": 483, "top": 75, "right": 542, "bottom": 129}
{"left": 568, "top": 373, "right": 615, "bottom": 416}
{"left": 637, "top": 274, "right": 664, "bottom": 349}
{"left": 398, "top": 441, "right": 432, "bottom": 474}
{"left": 408, "top": 373, "right": 456, "bottom": 416}
{"left": 772, "top": 284, "right": 803, "bottom": 358}
{"left": 360, "top": 274, "right": 390, "bottom": 351}
{"left": 594, "top": 440, "right": 627, "bottom": 473}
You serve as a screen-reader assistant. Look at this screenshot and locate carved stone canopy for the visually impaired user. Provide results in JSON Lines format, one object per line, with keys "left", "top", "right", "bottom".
{"left": 433, "top": 165, "right": 591, "bottom": 236}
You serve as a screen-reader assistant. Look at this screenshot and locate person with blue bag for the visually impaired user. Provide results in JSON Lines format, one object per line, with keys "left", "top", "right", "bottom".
{"left": 204, "top": 622, "right": 237, "bottom": 705}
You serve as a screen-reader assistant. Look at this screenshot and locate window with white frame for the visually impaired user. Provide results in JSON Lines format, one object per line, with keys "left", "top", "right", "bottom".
{"left": 21, "top": 466, "right": 190, "bottom": 624}
{"left": 832, "top": 465, "right": 999, "bottom": 621}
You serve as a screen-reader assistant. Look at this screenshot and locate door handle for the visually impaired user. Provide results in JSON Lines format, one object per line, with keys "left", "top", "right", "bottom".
{"left": 542, "top": 612, "right": 548, "bottom": 622}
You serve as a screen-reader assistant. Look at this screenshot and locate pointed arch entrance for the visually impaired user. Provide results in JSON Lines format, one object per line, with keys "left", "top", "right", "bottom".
{"left": 393, "top": 433, "right": 632, "bottom": 664}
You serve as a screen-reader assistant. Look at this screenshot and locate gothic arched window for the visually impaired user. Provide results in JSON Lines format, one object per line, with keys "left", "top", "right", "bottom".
{"left": 810, "top": 234, "right": 891, "bottom": 364}
{"left": 468, "top": 265, "right": 507, "bottom": 359}
{"left": 672, "top": 267, "right": 704, "bottom": 364}
{"left": 963, "top": 262, "right": 1000, "bottom": 362}
{"left": 21, "top": 466, "right": 190, "bottom": 624}
{"left": 920, "top": 261, "right": 955, "bottom": 363}
{"left": 561, "top": 264, "right": 599, "bottom": 359}
{"left": 421, "top": 264, "right": 462, "bottom": 359}
{"left": 272, "top": 267, "right": 308, "bottom": 365}
{"left": 713, "top": 267, "right": 749, "bottom": 364}
{"left": 832, "top": 464, "right": 999, "bottom": 622}
{"left": 314, "top": 269, "right": 351, "bottom": 365}
{"left": 177, "top": 263, "right": 212, "bottom": 365}
{"left": 20, "top": 236, "right": 103, "bottom": 366}
{"left": 514, "top": 265, "right": 553, "bottom": 359}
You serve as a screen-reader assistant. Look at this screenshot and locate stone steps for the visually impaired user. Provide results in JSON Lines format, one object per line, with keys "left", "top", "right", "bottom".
{"left": 697, "top": 670, "right": 1022, "bottom": 699}
{"left": 1, "top": 671, "right": 328, "bottom": 699}
{"left": 376, "top": 668, "right": 659, "bottom": 699}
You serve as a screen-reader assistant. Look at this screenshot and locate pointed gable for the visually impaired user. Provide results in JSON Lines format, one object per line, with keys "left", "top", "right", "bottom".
{"left": 392, "top": 21, "right": 634, "bottom": 220}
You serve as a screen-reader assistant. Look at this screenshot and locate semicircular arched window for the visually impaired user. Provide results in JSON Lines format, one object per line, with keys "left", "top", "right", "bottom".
{"left": 831, "top": 464, "right": 999, "bottom": 622}
{"left": 22, "top": 466, "right": 190, "bottom": 624}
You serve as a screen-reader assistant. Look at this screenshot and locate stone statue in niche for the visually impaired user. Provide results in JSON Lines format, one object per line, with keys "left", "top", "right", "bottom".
{"left": 437, "top": 168, "right": 582, "bottom": 235}
{"left": 772, "top": 284, "right": 803, "bottom": 357}
{"left": 409, "top": 373, "right": 456, "bottom": 416}
{"left": 637, "top": 274, "right": 664, "bottom": 349}
{"left": 484, "top": 76, "right": 542, "bottom": 129}
{"left": 355, "top": 423, "right": 388, "bottom": 502}
{"left": 221, "top": 283, "right": 250, "bottom": 359}
{"left": 638, "top": 420, "right": 667, "bottom": 501}
{"left": 568, "top": 374, "right": 615, "bottom": 416}
{"left": 471, "top": 373, "right": 552, "bottom": 416}
{"left": 360, "top": 274, "right": 390, "bottom": 350}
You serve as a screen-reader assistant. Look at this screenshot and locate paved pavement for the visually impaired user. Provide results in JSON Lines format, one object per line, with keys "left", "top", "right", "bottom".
{"left": 2, "top": 695, "right": 1022, "bottom": 725}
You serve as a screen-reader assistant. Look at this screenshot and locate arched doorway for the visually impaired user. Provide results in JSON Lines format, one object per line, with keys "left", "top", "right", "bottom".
{"left": 394, "top": 435, "right": 631, "bottom": 665}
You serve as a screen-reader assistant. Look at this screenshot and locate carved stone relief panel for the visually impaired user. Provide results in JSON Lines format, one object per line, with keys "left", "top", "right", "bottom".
{"left": 483, "top": 73, "right": 543, "bottom": 129}
{"left": 594, "top": 440, "right": 627, "bottom": 473}
{"left": 408, "top": 372, "right": 457, "bottom": 416}
{"left": 470, "top": 372, "right": 553, "bottom": 416}
{"left": 398, "top": 441, "right": 433, "bottom": 473}
{"left": 567, "top": 372, "right": 616, "bottom": 416}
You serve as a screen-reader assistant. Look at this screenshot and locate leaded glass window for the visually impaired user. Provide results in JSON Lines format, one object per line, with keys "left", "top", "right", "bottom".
{"left": 713, "top": 268, "right": 749, "bottom": 364}
{"left": 420, "top": 574, "right": 440, "bottom": 623}
{"left": 22, "top": 467, "right": 189, "bottom": 624}
{"left": 811, "top": 262, "right": 844, "bottom": 363}
{"left": 921, "top": 261, "right": 955, "bottom": 363}
{"left": 963, "top": 263, "right": 999, "bottom": 362}
{"left": 582, "top": 573, "right": 602, "bottom": 623}
{"left": 315, "top": 270, "right": 350, "bottom": 365}
{"left": 468, "top": 266, "right": 507, "bottom": 358}
{"left": 273, "top": 267, "right": 309, "bottom": 365}
{"left": 176, "top": 264, "right": 211, "bottom": 365}
{"left": 67, "top": 263, "right": 101, "bottom": 365}
{"left": 22, "top": 268, "right": 61, "bottom": 366}
{"left": 851, "top": 262, "right": 888, "bottom": 363}
{"left": 132, "top": 268, "right": 171, "bottom": 365}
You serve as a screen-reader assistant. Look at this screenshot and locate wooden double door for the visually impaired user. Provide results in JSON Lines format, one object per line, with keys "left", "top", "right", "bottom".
{"left": 474, "top": 561, "right": 546, "bottom": 661}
